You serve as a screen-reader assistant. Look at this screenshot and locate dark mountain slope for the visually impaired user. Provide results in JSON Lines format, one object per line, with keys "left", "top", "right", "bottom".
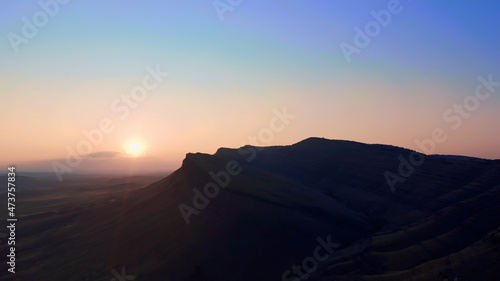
{"left": 3, "top": 138, "right": 499, "bottom": 281}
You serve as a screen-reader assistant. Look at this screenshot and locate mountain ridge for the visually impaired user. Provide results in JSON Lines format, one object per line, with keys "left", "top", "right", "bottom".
{"left": 3, "top": 137, "right": 499, "bottom": 281}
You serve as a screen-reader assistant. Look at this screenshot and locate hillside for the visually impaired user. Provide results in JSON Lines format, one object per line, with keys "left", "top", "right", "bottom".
{"left": 1, "top": 138, "right": 499, "bottom": 281}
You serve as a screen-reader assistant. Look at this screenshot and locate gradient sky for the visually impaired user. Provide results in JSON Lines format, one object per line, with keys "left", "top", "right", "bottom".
{"left": 1, "top": 0, "right": 499, "bottom": 175}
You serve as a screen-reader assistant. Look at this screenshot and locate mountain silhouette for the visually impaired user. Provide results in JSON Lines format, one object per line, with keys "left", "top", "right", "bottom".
{"left": 3, "top": 138, "right": 499, "bottom": 281}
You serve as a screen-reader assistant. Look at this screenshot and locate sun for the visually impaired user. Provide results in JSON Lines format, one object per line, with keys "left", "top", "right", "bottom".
{"left": 130, "top": 142, "right": 141, "bottom": 153}
{"left": 126, "top": 140, "right": 146, "bottom": 156}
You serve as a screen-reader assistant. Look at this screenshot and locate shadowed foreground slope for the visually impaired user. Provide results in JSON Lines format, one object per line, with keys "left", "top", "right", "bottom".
{"left": 2, "top": 138, "right": 499, "bottom": 281}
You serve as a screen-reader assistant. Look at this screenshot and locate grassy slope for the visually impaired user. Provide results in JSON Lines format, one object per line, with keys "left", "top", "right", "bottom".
{"left": 1, "top": 139, "right": 499, "bottom": 281}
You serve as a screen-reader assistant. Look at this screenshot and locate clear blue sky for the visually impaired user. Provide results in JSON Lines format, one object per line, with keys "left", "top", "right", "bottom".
{"left": 1, "top": 0, "right": 499, "bottom": 173}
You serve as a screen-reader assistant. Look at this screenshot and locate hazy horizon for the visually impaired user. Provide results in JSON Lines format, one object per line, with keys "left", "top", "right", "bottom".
{"left": 5, "top": 137, "right": 500, "bottom": 175}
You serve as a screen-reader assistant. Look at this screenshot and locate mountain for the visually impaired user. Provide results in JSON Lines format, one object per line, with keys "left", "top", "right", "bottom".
{"left": 2, "top": 138, "right": 499, "bottom": 281}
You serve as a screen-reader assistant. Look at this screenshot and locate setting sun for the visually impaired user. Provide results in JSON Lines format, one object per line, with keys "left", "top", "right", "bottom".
{"left": 127, "top": 142, "right": 143, "bottom": 156}
{"left": 130, "top": 142, "right": 141, "bottom": 152}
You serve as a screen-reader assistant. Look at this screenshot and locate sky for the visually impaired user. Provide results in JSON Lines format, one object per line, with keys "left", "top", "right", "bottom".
{"left": 1, "top": 0, "right": 499, "bottom": 177}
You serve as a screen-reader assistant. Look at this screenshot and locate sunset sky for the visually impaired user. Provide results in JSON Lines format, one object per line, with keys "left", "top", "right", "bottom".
{"left": 1, "top": 1, "right": 499, "bottom": 176}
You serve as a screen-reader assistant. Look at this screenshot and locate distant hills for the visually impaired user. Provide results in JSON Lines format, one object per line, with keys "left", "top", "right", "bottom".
{"left": 2, "top": 138, "right": 499, "bottom": 281}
